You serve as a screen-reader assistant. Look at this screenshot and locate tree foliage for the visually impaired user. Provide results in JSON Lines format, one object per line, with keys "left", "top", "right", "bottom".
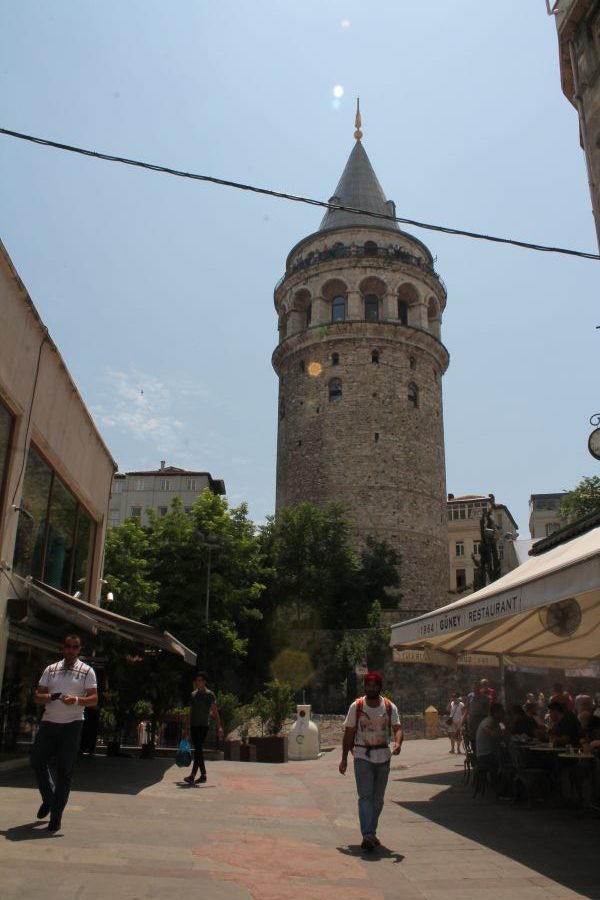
{"left": 559, "top": 476, "right": 600, "bottom": 521}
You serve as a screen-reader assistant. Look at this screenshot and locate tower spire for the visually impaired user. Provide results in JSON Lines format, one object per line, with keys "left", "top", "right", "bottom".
{"left": 354, "top": 98, "right": 363, "bottom": 141}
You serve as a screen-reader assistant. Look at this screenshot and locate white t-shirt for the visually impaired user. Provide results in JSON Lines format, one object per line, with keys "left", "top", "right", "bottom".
{"left": 39, "top": 659, "right": 97, "bottom": 724}
{"left": 344, "top": 696, "right": 401, "bottom": 764}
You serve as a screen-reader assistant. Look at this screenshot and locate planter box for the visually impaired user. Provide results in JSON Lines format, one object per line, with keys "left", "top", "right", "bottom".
{"left": 239, "top": 743, "right": 257, "bottom": 762}
{"left": 249, "top": 735, "right": 288, "bottom": 764}
{"left": 140, "top": 742, "right": 156, "bottom": 759}
{"left": 223, "top": 740, "right": 241, "bottom": 761}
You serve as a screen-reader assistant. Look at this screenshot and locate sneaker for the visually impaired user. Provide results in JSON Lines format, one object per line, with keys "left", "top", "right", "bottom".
{"left": 361, "top": 836, "right": 376, "bottom": 851}
{"left": 372, "top": 836, "right": 381, "bottom": 847}
{"left": 47, "top": 818, "right": 61, "bottom": 833}
{"left": 183, "top": 775, "right": 195, "bottom": 785}
{"left": 196, "top": 774, "right": 207, "bottom": 784}
{"left": 37, "top": 802, "right": 51, "bottom": 819}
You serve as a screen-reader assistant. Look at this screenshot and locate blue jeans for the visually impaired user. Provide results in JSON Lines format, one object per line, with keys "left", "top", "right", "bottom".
{"left": 30, "top": 720, "right": 83, "bottom": 820}
{"left": 353, "top": 757, "right": 391, "bottom": 838}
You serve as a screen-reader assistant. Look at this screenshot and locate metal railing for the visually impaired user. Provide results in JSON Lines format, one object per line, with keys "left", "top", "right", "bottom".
{"left": 274, "top": 242, "right": 447, "bottom": 297}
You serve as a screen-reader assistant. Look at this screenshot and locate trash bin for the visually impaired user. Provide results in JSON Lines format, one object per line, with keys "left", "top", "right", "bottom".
{"left": 288, "top": 704, "right": 320, "bottom": 760}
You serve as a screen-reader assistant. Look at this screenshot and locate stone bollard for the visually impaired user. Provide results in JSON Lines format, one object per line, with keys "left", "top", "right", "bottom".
{"left": 424, "top": 705, "right": 439, "bottom": 739}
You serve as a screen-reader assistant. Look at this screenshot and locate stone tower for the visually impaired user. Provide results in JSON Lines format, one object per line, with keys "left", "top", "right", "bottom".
{"left": 272, "top": 113, "right": 449, "bottom": 613}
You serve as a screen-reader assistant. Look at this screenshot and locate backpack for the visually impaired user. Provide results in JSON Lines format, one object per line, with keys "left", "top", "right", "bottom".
{"left": 354, "top": 696, "right": 394, "bottom": 747}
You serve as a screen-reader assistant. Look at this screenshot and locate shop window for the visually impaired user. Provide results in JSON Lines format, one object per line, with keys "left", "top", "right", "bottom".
{"left": 43, "top": 475, "right": 78, "bottom": 592}
{"left": 12, "top": 447, "right": 53, "bottom": 582}
{"left": 0, "top": 399, "right": 14, "bottom": 515}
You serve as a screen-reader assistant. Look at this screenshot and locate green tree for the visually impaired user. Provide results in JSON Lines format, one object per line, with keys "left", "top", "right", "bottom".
{"left": 559, "top": 476, "right": 600, "bottom": 521}
{"left": 472, "top": 510, "right": 501, "bottom": 591}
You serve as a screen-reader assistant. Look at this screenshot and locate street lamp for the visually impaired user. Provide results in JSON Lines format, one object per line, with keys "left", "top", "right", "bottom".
{"left": 197, "top": 532, "right": 228, "bottom": 646}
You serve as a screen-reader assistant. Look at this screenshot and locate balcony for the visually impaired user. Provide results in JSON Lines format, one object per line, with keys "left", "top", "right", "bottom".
{"left": 274, "top": 242, "right": 447, "bottom": 297}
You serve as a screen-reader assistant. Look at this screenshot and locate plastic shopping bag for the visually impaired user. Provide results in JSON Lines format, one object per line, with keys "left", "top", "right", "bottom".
{"left": 175, "top": 738, "right": 192, "bottom": 767}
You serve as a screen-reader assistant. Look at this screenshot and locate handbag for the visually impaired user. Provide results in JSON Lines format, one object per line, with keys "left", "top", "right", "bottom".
{"left": 175, "top": 737, "right": 192, "bottom": 767}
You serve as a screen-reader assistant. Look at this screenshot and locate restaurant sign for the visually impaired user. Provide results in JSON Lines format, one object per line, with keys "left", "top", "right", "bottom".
{"left": 394, "top": 649, "right": 500, "bottom": 668}
{"left": 398, "top": 588, "right": 524, "bottom": 643}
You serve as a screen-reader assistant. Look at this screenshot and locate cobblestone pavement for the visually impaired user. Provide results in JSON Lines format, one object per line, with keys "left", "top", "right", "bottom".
{"left": 1, "top": 739, "right": 598, "bottom": 899}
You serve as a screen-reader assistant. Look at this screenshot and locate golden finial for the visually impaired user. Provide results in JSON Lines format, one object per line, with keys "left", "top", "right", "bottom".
{"left": 354, "top": 97, "right": 363, "bottom": 140}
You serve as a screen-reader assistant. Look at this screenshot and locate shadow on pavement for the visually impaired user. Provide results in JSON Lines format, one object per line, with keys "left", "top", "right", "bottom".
{"left": 337, "top": 844, "right": 405, "bottom": 864}
{"left": 0, "top": 756, "right": 174, "bottom": 796}
{"left": 394, "top": 767, "right": 600, "bottom": 899}
{"left": 1, "top": 821, "right": 61, "bottom": 841}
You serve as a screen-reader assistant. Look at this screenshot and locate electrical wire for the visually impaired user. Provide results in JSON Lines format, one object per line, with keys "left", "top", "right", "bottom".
{"left": 1, "top": 126, "right": 599, "bottom": 261}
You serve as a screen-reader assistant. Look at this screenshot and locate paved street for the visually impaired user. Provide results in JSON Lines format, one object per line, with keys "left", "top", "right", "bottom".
{"left": 1, "top": 739, "right": 598, "bottom": 900}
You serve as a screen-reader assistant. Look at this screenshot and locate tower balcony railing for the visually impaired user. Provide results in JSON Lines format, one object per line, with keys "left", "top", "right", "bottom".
{"left": 273, "top": 242, "right": 447, "bottom": 297}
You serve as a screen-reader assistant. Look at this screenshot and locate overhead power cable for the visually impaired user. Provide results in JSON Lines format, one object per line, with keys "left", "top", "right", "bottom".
{"left": 1, "top": 126, "right": 599, "bottom": 261}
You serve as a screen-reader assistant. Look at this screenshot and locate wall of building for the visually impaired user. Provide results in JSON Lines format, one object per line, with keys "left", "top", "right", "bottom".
{"left": 0, "top": 241, "right": 116, "bottom": 695}
{"left": 109, "top": 473, "right": 215, "bottom": 527}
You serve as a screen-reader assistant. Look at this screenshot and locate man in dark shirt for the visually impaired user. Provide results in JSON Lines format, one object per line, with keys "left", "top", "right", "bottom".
{"left": 184, "top": 672, "right": 223, "bottom": 784}
{"left": 548, "top": 701, "right": 583, "bottom": 747}
{"left": 465, "top": 682, "right": 491, "bottom": 752}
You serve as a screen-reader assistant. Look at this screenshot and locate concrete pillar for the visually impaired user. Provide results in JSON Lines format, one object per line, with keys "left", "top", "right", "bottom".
{"left": 347, "top": 290, "right": 362, "bottom": 320}
{"left": 287, "top": 310, "right": 303, "bottom": 335}
{"left": 312, "top": 297, "right": 329, "bottom": 325}
{"left": 412, "top": 301, "right": 428, "bottom": 330}
{"left": 382, "top": 292, "right": 397, "bottom": 321}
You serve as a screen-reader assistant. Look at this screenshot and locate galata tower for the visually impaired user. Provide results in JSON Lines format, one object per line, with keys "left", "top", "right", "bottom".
{"left": 272, "top": 109, "right": 449, "bottom": 613}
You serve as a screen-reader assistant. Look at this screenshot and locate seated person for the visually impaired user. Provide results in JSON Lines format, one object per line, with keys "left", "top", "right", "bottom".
{"left": 547, "top": 701, "right": 584, "bottom": 747}
{"left": 510, "top": 701, "right": 547, "bottom": 741}
{"left": 476, "top": 702, "right": 507, "bottom": 770}
{"left": 549, "top": 683, "right": 575, "bottom": 713}
{"left": 579, "top": 708, "right": 600, "bottom": 751}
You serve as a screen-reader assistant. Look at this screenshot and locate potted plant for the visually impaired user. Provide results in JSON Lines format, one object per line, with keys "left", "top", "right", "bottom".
{"left": 249, "top": 680, "right": 294, "bottom": 763}
{"left": 236, "top": 704, "right": 256, "bottom": 762}
{"left": 217, "top": 692, "right": 241, "bottom": 760}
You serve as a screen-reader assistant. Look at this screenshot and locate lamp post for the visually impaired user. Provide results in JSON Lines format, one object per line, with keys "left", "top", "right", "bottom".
{"left": 197, "top": 532, "right": 227, "bottom": 658}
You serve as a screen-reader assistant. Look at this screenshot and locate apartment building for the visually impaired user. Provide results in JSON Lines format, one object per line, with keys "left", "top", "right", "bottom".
{"left": 447, "top": 493, "right": 519, "bottom": 593}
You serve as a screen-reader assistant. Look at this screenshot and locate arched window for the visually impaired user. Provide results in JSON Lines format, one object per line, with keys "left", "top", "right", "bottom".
{"left": 329, "top": 379, "right": 342, "bottom": 403}
{"left": 364, "top": 240, "right": 378, "bottom": 257}
{"left": 299, "top": 360, "right": 305, "bottom": 372}
{"left": 331, "top": 352, "right": 339, "bottom": 366}
{"left": 364, "top": 294, "right": 379, "bottom": 322}
{"left": 371, "top": 349, "right": 380, "bottom": 364}
{"left": 409, "top": 356, "right": 416, "bottom": 370}
{"left": 331, "top": 296, "right": 346, "bottom": 323}
{"left": 408, "top": 382, "right": 419, "bottom": 409}
{"left": 398, "top": 300, "right": 408, "bottom": 325}
{"left": 306, "top": 303, "right": 312, "bottom": 328}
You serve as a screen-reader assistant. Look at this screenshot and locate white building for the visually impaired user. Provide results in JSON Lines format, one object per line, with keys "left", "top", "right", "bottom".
{"left": 109, "top": 461, "right": 226, "bottom": 527}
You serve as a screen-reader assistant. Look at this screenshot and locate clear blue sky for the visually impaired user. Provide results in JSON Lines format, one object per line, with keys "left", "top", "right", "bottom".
{"left": 1, "top": 1, "right": 598, "bottom": 534}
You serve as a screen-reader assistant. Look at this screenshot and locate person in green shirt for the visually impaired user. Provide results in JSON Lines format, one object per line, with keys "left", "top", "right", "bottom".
{"left": 183, "top": 672, "right": 223, "bottom": 784}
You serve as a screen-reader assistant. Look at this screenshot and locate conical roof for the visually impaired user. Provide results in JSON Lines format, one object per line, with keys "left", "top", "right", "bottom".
{"left": 319, "top": 140, "right": 398, "bottom": 233}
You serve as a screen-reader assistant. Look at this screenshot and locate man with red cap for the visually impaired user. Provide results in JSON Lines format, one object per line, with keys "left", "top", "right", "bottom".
{"left": 339, "top": 672, "right": 403, "bottom": 851}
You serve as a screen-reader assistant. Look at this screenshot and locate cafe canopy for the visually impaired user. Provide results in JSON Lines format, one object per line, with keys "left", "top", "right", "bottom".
{"left": 390, "top": 525, "right": 600, "bottom": 669}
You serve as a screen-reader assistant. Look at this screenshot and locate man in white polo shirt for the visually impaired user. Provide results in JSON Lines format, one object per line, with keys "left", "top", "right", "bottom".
{"left": 31, "top": 634, "right": 98, "bottom": 832}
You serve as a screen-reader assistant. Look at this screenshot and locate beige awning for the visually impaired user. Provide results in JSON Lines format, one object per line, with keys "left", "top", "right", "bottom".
{"left": 390, "top": 525, "right": 600, "bottom": 667}
{"left": 8, "top": 578, "right": 197, "bottom": 666}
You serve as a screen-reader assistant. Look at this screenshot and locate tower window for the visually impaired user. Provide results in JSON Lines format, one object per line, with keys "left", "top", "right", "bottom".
{"left": 364, "top": 240, "right": 378, "bottom": 257}
{"left": 328, "top": 379, "right": 342, "bottom": 403}
{"left": 408, "top": 382, "right": 419, "bottom": 408}
{"left": 306, "top": 304, "right": 312, "bottom": 328}
{"left": 409, "top": 356, "right": 416, "bottom": 370}
{"left": 300, "top": 360, "right": 305, "bottom": 372}
{"left": 331, "top": 296, "right": 346, "bottom": 323}
{"left": 374, "top": 432, "right": 379, "bottom": 442}
{"left": 331, "top": 352, "right": 339, "bottom": 366}
{"left": 371, "top": 349, "right": 380, "bottom": 364}
{"left": 398, "top": 300, "right": 408, "bottom": 325}
{"left": 364, "top": 295, "right": 379, "bottom": 322}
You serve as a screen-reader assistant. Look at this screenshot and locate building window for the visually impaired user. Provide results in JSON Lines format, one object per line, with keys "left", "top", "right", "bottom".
{"left": 473, "top": 540, "right": 481, "bottom": 556}
{"left": 328, "top": 379, "right": 342, "bottom": 403}
{"left": 371, "top": 349, "right": 380, "bottom": 364}
{"left": 306, "top": 304, "right": 312, "bottom": 328}
{"left": 331, "top": 352, "right": 339, "bottom": 366}
{"left": 456, "top": 569, "right": 467, "bottom": 591}
{"left": 364, "top": 240, "right": 378, "bottom": 257}
{"left": 545, "top": 522, "right": 560, "bottom": 536}
{"left": 112, "top": 480, "right": 123, "bottom": 494}
{"left": 187, "top": 478, "right": 197, "bottom": 491}
{"left": 158, "top": 506, "right": 168, "bottom": 517}
{"left": 0, "top": 399, "right": 14, "bottom": 514}
{"left": 130, "top": 506, "right": 142, "bottom": 520}
{"left": 364, "top": 295, "right": 379, "bottom": 322}
{"left": 12, "top": 444, "right": 96, "bottom": 598}
{"left": 159, "top": 478, "right": 170, "bottom": 491}
{"left": 108, "top": 512, "right": 120, "bottom": 527}
{"left": 398, "top": 300, "right": 408, "bottom": 325}
{"left": 455, "top": 541, "right": 465, "bottom": 558}
{"left": 134, "top": 478, "right": 144, "bottom": 491}
{"left": 331, "top": 296, "right": 346, "bottom": 323}
{"left": 184, "top": 506, "right": 193, "bottom": 514}
{"left": 408, "top": 382, "right": 419, "bottom": 408}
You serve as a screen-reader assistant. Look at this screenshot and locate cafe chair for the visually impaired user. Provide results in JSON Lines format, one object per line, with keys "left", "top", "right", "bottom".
{"left": 509, "top": 744, "right": 551, "bottom": 809}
